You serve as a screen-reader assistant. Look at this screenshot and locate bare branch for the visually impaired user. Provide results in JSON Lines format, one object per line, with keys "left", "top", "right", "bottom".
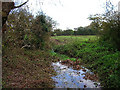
{"left": 13, "top": 0, "right": 29, "bottom": 9}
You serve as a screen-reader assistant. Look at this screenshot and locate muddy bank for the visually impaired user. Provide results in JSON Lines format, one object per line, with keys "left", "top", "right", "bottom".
{"left": 2, "top": 49, "right": 57, "bottom": 88}
{"left": 52, "top": 61, "right": 101, "bottom": 88}
{"left": 61, "top": 59, "right": 99, "bottom": 82}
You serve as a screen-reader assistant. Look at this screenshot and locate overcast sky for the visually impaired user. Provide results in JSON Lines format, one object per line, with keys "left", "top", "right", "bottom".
{"left": 15, "top": 0, "right": 120, "bottom": 30}
{"left": 42, "top": 0, "right": 105, "bottom": 30}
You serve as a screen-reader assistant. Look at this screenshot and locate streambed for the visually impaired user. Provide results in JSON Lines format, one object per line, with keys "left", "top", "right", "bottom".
{"left": 52, "top": 61, "right": 101, "bottom": 88}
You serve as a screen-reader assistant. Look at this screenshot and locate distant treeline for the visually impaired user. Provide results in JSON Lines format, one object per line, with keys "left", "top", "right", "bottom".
{"left": 51, "top": 26, "right": 98, "bottom": 36}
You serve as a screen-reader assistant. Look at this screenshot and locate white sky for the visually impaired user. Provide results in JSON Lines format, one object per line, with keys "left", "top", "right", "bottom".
{"left": 42, "top": 0, "right": 105, "bottom": 30}
{"left": 15, "top": 0, "right": 120, "bottom": 30}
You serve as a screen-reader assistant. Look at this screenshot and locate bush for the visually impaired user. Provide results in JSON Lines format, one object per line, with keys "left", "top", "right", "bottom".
{"left": 3, "top": 9, "right": 53, "bottom": 51}
{"left": 100, "top": 14, "right": 120, "bottom": 50}
{"left": 53, "top": 38, "right": 120, "bottom": 88}
{"left": 31, "top": 14, "right": 52, "bottom": 49}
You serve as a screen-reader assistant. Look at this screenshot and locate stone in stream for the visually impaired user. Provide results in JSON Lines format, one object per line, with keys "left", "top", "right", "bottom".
{"left": 76, "top": 65, "right": 82, "bottom": 70}
{"left": 61, "top": 59, "right": 70, "bottom": 64}
{"left": 52, "top": 62, "right": 101, "bottom": 88}
{"left": 83, "top": 72, "right": 99, "bottom": 82}
{"left": 61, "top": 59, "right": 80, "bottom": 65}
{"left": 61, "top": 59, "right": 83, "bottom": 70}
{"left": 80, "top": 80, "right": 83, "bottom": 82}
{"left": 61, "top": 59, "right": 74, "bottom": 66}
{"left": 84, "top": 85, "right": 87, "bottom": 88}
{"left": 72, "top": 59, "right": 81, "bottom": 66}
{"left": 82, "top": 69, "right": 87, "bottom": 72}
{"left": 73, "top": 65, "right": 82, "bottom": 70}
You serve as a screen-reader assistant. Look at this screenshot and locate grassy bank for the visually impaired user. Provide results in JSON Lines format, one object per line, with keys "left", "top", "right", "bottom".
{"left": 51, "top": 35, "right": 120, "bottom": 88}
{"left": 2, "top": 47, "right": 58, "bottom": 88}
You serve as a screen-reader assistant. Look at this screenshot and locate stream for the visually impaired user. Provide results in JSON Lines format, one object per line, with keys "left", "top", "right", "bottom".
{"left": 52, "top": 61, "right": 101, "bottom": 88}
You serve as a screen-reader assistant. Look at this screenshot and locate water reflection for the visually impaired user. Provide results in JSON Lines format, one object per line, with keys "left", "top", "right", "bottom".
{"left": 52, "top": 62, "right": 101, "bottom": 88}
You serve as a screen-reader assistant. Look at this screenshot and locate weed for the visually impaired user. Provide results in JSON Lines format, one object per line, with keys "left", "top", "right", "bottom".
{"left": 51, "top": 35, "right": 120, "bottom": 88}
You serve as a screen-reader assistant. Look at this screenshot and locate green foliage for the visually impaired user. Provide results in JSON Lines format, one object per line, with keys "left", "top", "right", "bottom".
{"left": 2, "top": 8, "right": 57, "bottom": 88}
{"left": 62, "top": 29, "right": 74, "bottom": 35}
{"left": 52, "top": 36, "right": 120, "bottom": 88}
{"left": 3, "top": 9, "right": 33, "bottom": 48}
{"left": 31, "top": 14, "right": 52, "bottom": 49}
{"left": 74, "top": 26, "right": 97, "bottom": 35}
{"left": 3, "top": 9, "right": 54, "bottom": 51}
{"left": 50, "top": 50, "right": 77, "bottom": 61}
{"left": 88, "top": 2, "right": 120, "bottom": 51}
{"left": 52, "top": 26, "right": 98, "bottom": 36}
{"left": 51, "top": 29, "right": 63, "bottom": 36}
{"left": 99, "top": 13, "right": 120, "bottom": 50}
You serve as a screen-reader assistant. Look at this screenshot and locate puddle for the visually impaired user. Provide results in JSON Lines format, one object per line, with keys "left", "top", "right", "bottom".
{"left": 52, "top": 61, "right": 101, "bottom": 88}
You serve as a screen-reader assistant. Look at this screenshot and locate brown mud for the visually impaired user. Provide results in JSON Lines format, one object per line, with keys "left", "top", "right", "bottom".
{"left": 61, "top": 59, "right": 99, "bottom": 82}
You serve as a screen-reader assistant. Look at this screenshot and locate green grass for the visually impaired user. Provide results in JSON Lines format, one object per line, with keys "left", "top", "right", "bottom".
{"left": 3, "top": 35, "right": 120, "bottom": 88}
{"left": 50, "top": 50, "right": 81, "bottom": 62}
{"left": 51, "top": 35, "right": 98, "bottom": 43}
{"left": 51, "top": 35, "right": 120, "bottom": 88}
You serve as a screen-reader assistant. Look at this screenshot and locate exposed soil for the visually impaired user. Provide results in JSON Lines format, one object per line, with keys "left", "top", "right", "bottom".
{"left": 2, "top": 48, "right": 58, "bottom": 88}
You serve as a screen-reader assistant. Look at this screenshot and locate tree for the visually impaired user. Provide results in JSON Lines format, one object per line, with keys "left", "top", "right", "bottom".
{"left": 88, "top": 14, "right": 103, "bottom": 35}
{"left": 62, "top": 29, "right": 74, "bottom": 35}
{"left": 52, "top": 29, "right": 63, "bottom": 36}
{"left": 3, "top": 8, "right": 33, "bottom": 48}
{"left": 88, "top": 0, "right": 120, "bottom": 50}
{"left": 31, "top": 13, "right": 53, "bottom": 49}
{"left": 100, "top": 1, "right": 120, "bottom": 50}
{"left": 2, "top": 0, "right": 29, "bottom": 28}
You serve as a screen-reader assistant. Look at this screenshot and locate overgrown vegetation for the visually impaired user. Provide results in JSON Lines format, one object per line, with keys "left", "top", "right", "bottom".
{"left": 52, "top": 36, "right": 120, "bottom": 88}
{"left": 3, "top": 9, "right": 53, "bottom": 50}
{"left": 51, "top": 1, "right": 120, "bottom": 87}
{"left": 2, "top": 0, "right": 120, "bottom": 88}
{"left": 88, "top": 0, "right": 120, "bottom": 51}
{"left": 2, "top": 8, "right": 58, "bottom": 88}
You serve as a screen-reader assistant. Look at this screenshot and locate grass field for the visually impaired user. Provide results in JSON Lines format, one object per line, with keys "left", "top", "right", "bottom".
{"left": 51, "top": 35, "right": 120, "bottom": 88}
{"left": 51, "top": 35, "right": 98, "bottom": 43}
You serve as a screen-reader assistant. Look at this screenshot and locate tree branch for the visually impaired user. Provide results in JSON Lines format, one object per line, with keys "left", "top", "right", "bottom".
{"left": 13, "top": 0, "right": 29, "bottom": 9}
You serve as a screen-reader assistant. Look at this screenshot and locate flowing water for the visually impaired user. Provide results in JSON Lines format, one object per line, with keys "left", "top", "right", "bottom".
{"left": 52, "top": 61, "right": 101, "bottom": 88}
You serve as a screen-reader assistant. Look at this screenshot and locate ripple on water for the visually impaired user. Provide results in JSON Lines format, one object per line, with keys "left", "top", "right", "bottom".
{"left": 52, "top": 62, "right": 101, "bottom": 88}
